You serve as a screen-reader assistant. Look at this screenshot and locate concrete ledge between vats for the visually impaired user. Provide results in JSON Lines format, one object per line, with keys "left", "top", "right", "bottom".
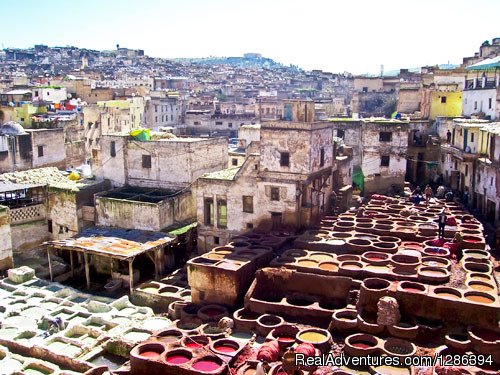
{"left": 0, "top": 337, "right": 91, "bottom": 373}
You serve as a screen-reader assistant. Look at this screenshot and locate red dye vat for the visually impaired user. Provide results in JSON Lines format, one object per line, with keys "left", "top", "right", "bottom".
{"left": 214, "top": 344, "right": 237, "bottom": 353}
{"left": 166, "top": 355, "right": 190, "bottom": 365}
{"left": 472, "top": 328, "right": 500, "bottom": 342}
{"left": 140, "top": 351, "right": 161, "bottom": 359}
{"left": 192, "top": 360, "right": 221, "bottom": 372}
{"left": 203, "top": 308, "right": 223, "bottom": 317}
{"left": 352, "top": 342, "right": 373, "bottom": 349}
{"left": 186, "top": 341, "right": 203, "bottom": 349}
{"left": 464, "top": 237, "right": 481, "bottom": 243}
{"left": 277, "top": 336, "right": 295, "bottom": 343}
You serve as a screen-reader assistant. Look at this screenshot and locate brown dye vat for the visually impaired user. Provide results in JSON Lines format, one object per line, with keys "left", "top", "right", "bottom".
{"left": 363, "top": 252, "right": 389, "bottom": 262}
{"left": 468, "top": 273, "right": 493, "bottom": 282}
{"left": 468, "top": 282, "right": 494, "bottom": 292}
{"left": 310, "top": 253, "right": 334, "bottom": 262}
{"left": 363, "top": 278, "right": 390, "bottom": 291}
{"left": 330, "top": 231, "right": 352, "bottom": 239}
{"left": 463, "top": 262, "right": 491, "bottom": 273}
{"left": 464, "top": 292, "right": 495, "bottom": 304}
{"left": 337, "top": 254, "right": 361, "bottom": 262}
{"left": 433, "top": 287, "right": 462, "bottom": 300}
{"left": 340, "top": 261, "right": 363, "bottom": 270}
{"left": 296, "top": 259, "right": 319, "bottom": 268}
{"left": 399, "top": 281, "right": 426, "bottom": 293}
{"left": 420, "top": 268, "right": 446, "bottom": 276}
{"left": 318, "top": 262, "right": 338, "bottom": 272}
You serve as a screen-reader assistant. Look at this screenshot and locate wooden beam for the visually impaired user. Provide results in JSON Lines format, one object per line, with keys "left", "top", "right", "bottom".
{"left": 129, "top": 259, "right": 134, "bottom": 295}
{"left": 84, "top": 252, "right": 90, "bottom": 290}
{"left": 47, "top": 247, "right": 53, "bottom": 282}
{"left": 70, "top": 250, "right": 74, "bottom": 277}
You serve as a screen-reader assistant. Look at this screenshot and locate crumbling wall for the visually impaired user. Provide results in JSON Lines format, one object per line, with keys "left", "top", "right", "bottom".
{"left": 0, "top": 206, "right": 13, "bottom": 270}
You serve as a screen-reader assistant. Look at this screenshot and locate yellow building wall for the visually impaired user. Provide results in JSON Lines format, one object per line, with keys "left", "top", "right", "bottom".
{"left": 430, "top": 91, "right": 462, "bottom": 120}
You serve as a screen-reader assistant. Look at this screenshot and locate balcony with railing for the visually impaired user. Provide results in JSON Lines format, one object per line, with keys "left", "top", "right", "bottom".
{"left": 465, "top": 77, "right": 498, "bottom": 90}
{"left": 9, "top": 203, "right": 46, "bottom": 225}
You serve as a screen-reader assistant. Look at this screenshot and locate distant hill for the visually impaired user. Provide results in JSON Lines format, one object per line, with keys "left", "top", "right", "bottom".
{"left": 172, "top": 55, "right": 285, "bottom": 69}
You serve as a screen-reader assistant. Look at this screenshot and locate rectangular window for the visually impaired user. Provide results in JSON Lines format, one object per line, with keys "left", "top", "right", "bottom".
{"left": 320, "top": 148, "right": 325, "bottom": 167}
{"left": 155, "top": 105, "right": 158, "bottom": 112}
{"left": 48, "top": 219, "right": 53, "bottom": 233}
{"left": 380, "top": 155, "right": 390, "bottom": 167}
{"left": 204, "top": 198, "right": 214, "bottom": 225}
{"left": 228, "top": 122, "right": 233, "bottom": 128}
{"left": 471, "top": 133, "right": 474, "bottom": 142}
{"left": 214, "top": 236, "right": 220, "bottom": 245}
{"left": 232, "top": 158, "right": 238, "bottom": 166}
{"left": 379, "top": 132, "right": 392, "bottom": 142}
{"left": 194, "top": 121, "right": 200, "bottom": 125}
{"left": 441, "top": 96, "right": 447, "bottom": 103}
{"left": 489, "top": 98, "right": 492, "bottom": 109}
{"left": 465, "top": 165, "right": 468, "bottom": 176}
{"left": 110, "top": 141, "right": 116, "bottom": 157}
{"left": 215, "top": 121, "right": 223, "bottom": 126}
{"left": 280, "top": 152, "right": 290, "bottom": 167}
{"left": 37, "top": 145, "right": 44, "bottom": 157}
{"left": 271, "top": 187, "right": 280, "bottom": 201}
{"left": 217, "top": 199, "right": 227, "bottom": 228}
{"left": 337, "top": 129, "right": 345, "bottom": 138}
{"left": 142, "top": 154, "right": 152, "bottom": 168}
{"left": 243, "top": 196, "right": 254, "bottom": 213}
{"left": 474, "top": 101, "right": 477, "bottom": 110}
{"left": 246, "top": 223, "right": 254, "bottom": 229}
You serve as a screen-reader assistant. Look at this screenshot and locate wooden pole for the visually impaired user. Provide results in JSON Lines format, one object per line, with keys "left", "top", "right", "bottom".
{"left": 84, "top": 252, "right": 90, "bottom": 290}
{"left": 70, "top": 250, "right": 74, "bottom": 277}
{"left": 129, "top": 259, "right": 134, "bottom": 295}
{"left": 154, "top": 249, "right": 159, "bottom": 279}
{"left": 47, "top": 247, "right": 53, "bottom": 281}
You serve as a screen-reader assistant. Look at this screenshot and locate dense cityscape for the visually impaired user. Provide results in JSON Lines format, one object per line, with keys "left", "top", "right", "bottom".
{"left": 0, "top": 16, "right": 499, "bottom": 375}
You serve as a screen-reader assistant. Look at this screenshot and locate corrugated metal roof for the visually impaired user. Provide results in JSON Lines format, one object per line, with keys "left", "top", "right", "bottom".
{"left": 48, "top": 227, "right": 175, "bottom": 259}
{"left": 0, "top": 182, "right": 45, "bottom": 193}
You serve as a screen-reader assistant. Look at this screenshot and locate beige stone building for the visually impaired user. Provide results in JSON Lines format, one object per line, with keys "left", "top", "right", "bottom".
{"left": 195, "top": 101, "right": 340, "bottom": 252}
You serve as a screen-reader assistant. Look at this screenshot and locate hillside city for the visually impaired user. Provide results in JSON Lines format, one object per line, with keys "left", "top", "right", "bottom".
{"left": 0, "top": 37, "right": 499, "bottom": 375}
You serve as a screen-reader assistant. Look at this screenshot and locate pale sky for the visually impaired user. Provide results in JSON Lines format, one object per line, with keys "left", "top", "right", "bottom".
{"left": 2, "top": 0, "right": 499, "bottom": 74}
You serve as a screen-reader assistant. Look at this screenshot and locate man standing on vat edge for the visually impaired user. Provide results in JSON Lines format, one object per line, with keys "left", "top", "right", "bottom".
{"left": 438, "top": 209, "right": 447, "bottom": 238}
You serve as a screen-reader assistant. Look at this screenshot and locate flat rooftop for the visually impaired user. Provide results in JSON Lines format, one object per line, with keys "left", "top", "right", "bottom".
{"left": 98, "top": 186, "right": 183, "bottom": 203}
{"left": 48, "top": 226, "right": 175, "bottom": 260}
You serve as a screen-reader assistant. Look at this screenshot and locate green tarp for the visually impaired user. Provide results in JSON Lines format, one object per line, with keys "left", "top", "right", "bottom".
{"left": 130, "top": 128, "right": 151, "bottom": 141}
{"left": 352, "top": 166, "right": 364, "bottom": 193}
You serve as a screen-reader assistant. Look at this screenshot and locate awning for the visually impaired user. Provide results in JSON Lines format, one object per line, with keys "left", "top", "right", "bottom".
{"left": 466, "top": 56, "right": 500, "bottom": 71}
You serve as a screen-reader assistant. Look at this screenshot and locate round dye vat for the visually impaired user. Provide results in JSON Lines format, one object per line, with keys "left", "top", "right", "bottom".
{"left": 470, "top": 327, "right": 500, "bottom": 342}
{"left": 468, "top": 282, "right": 494, "bottom": 292}
{"left": 399, "top": 282, "right": 425, "bottom": 293}
{"left": 192, "top": 359, "right": 222, "bottom": 372}
{"left": 351, "top": 341, "right": 375, "bottom": 349}
{"left": 214, "top": 344, "right": 237, "bottom": 353}
{"left": 166, "top": 354, "right": 191, "bottom": 364}
{"left": 371, "top": 365, "right": 410, "bottom": 375}
{"left": 140, "top": 287, "right": 158, "bottom": 293}
{"left": 365, "top": 265, "right": 389, "bottom": 273}
{"left": 435, "top": 292, "right": 460, "bottom": 299}
{"left": 420, "top": 269, "right": 446, "bottom": 276}
{"left": 310, "top": 253, "right": 334, "bottom": 262}
{"left": 202, "top": 308, "right": 224, "bottom": 317}
{"left": 465, "top": 293, "right": 495, "bottom": 304}
{"left": 277, "top": 335, "right": 295, "bottom": 343}
{"left": 319, "top": 262, "right": 338, "bottom": 271}
{"left": 185, "top": 341, "right": 203, "bottom": 349}
{"left": 342, "top": 262, "right": 362, "bottom": 270}
{"left": 124, "top": 331, "right": 151, "bottom": 342}
{"left": 296, "top": 260, "right": 318, "bottom": 268}
{"left": 298, "top": 331, "right": 327, "bottom": 343}
{"left": 140, "top": 351, "right": 161, "bottom": 360}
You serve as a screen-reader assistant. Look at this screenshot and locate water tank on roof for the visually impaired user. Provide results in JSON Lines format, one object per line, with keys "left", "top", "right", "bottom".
{"left": 0, "top": 121, "right": 27, "bottom": 136}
